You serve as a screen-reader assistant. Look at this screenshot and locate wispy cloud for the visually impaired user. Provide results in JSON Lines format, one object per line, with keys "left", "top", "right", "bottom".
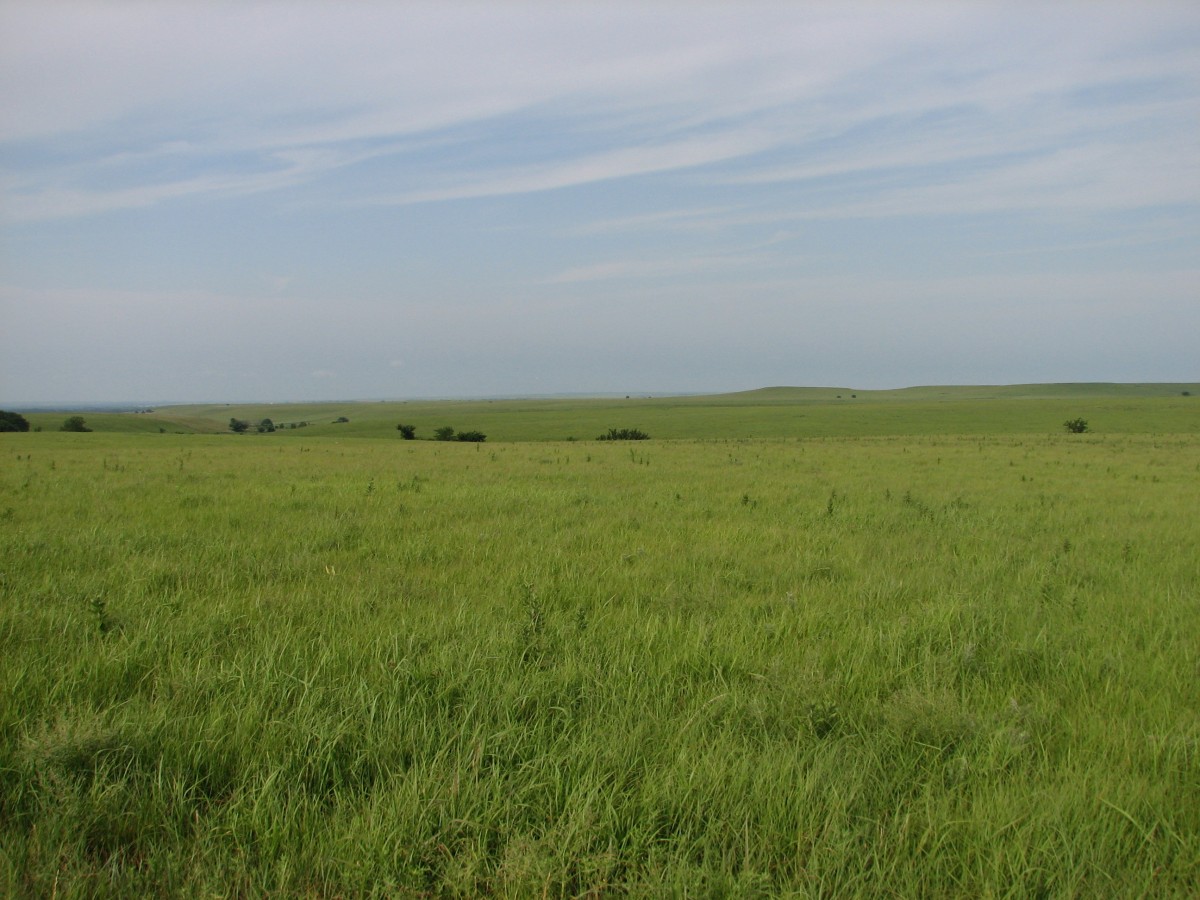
{"left": 3, "top": 2, "right": 1196, "bottom": 222}
{"left": 540, "top": 251, "right": 771, "bottom": 285}
{"left": 364, "top": 130, "right": 775, "bottom": 207}
{"left": 566, "top": 205, "right": 744, "bottom": 236}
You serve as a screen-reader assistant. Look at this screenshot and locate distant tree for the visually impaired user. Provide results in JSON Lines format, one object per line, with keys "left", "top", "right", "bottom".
{"left": 1063, "top": 418, "right": 1089, "bottom": 434}
{"left": 434, "top": 426, "right": 456, "bottom": 441}
{"left": 229, "top": 418, "right": 250, "bottom": 434}
{"left": 258, "top": 418, "right": 275, "bottom": 433}
{"left": 456, "top": 430, "right": 487, "bottom": 442}
{"left": 0, "top": 410, "right": 30, "bottom": 432}
{"left": 597, "top": 427, "right": 650, "bottom": 441}
{"left": 397, "top": 424, "right": 417, "bottom": 440}
{"left": 334, "top": 416, "right": 350, "bottom": 424}
{"left": 60, "top": 415, "right": 92, "bottom": 433}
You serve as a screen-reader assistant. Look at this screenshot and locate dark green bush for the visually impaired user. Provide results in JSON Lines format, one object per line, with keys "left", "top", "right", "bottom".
{"left": 597, "top": 427, "right": 650, "bottom": 441}
{"left": 60, "top": 416, "right": 92, "bottom": 433}
{"left": 0, "top": 410, "right": 30, "bottom": 432}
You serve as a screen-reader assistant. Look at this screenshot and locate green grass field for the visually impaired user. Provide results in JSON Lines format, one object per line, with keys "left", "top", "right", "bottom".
{"left": 2, "top": 388, "right": 1198, "bottom": 895}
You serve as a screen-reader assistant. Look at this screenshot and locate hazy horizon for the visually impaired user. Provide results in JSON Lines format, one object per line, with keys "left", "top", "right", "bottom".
{"left": 11, "top": 381, "right": 1200, "bottom": 415}
{"left": 2, "top": 2, "right": 1197, "bottom": 405}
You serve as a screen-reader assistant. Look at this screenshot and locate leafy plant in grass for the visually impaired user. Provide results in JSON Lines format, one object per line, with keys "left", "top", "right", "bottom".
{"left": 434, "top": 426, "right": 456, "bottom": 441}
{"left": 229, "top": 418, "right": 250, "bottom": 434}
{"left": 88, "top": 596, "right": 114, "bottom": 634}
{"left": 597, "top": 427, "right": 650, "bottom": 441}
{"left": 60, "top": 416, "right": 92, "bottom": 433}
{"left": 456, "top": 430, "right": 487, "bottom": 442}
{"left": 396, "top": 424, "right": 417, "bottom": 440}
{"left": 0, "top": 410, "right": 30, "bottom": 432}
{"left": 1064, "top": 418, "right": 1089, "bottom": 434}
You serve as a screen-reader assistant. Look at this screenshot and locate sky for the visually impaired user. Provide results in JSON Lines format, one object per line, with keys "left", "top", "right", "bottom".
{"left": 1, "top": 1, "right": 1197, "bottom": 405}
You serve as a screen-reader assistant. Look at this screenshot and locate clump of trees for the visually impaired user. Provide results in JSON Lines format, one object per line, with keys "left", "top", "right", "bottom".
{"left": 433, "top": 426, "right": 487, "bottom": 442}
{"left": 597, "top": 427, "right": 650, "bottom": 441}
{"left": 229, "top": 417, "right": 312, "bottom": 433}
{"left": 1063, "top": 418, "right": 1089, "bottom": 434}
{"left": 408, "top": 424, "right": 488, "bottom": 442}
{"left": 60, "top": 416, "right": 92, "bottom": 433}
{"left": 0, "top": 410, "right": 30, "bottom": 432}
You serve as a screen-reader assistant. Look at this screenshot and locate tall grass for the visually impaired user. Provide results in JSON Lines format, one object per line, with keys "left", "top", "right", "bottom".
{"left": 2, "top": 432, "right": 1197, "bottom": 895}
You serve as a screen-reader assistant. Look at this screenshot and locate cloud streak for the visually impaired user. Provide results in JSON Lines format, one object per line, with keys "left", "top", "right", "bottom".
{"left": 363, "top": 130, "right": 777, "bottom": 208}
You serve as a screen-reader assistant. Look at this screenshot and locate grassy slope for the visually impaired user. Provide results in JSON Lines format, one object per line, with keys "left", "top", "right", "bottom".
{"left": 19, "top": 411, "right": 218, "bottom": 435}
{"left": 14, "top": 383, "right": 1198, "bottom": 440}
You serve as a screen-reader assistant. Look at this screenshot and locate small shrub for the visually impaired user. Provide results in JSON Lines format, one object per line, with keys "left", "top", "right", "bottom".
{"left": 1063, "top": 418, "right": 1089, "bottom": 434}
{"left": 60, "top": 416, "right": 92, "bottom": 433}
{"left": 258, "top": 418, "right": 275, "bottom": 433}
{"left": 434, "top": 426, "right": 456, "bottom": 441}
{"left": 597, "top": 427, "right": 650, "bottom": 441}
{"left": 397, "top": 424, "right": 416, "bottom": 440}
{"left": 229, "top": 418, "right": 249, "bottom": 434}
{"left": 334, "top": 416, "right": 350, "bottom": 424}
{"left": 457, "top": 430, "right": 487, "bottom": 442}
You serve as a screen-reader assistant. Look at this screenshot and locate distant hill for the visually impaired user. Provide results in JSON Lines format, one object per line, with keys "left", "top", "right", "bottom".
{"left": 726, "top": 383, "right": 1198, "bottom": 402}
{"left": 9, "top": 383, "right": 1196, "bottom": 440}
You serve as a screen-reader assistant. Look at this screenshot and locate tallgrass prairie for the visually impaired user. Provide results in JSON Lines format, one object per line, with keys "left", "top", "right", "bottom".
{"left": 2, "top": 426, "right": 1197, "bottom": 895}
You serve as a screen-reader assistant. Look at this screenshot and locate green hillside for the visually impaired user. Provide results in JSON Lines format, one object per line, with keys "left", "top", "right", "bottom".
{"left": 9, "top": 383, "right": 1197, "bottom": 440}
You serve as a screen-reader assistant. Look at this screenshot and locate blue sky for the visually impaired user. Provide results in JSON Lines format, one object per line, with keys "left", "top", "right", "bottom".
{"left": 1, "top": 1, "right": 1197, "bottom": 404}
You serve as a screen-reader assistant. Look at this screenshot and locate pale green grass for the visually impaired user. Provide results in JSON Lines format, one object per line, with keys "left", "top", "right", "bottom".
{"left": 1, "top": 432, "right": 1198, "bottom": 895}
